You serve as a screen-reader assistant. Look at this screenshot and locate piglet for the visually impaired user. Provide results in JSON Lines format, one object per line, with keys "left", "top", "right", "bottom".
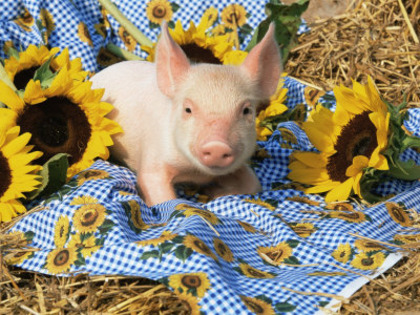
{"left": 90, "top": 23, "right": 282, "bottom": 206}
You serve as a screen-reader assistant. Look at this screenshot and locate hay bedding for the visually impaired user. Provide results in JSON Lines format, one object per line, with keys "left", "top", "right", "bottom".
{"left": 1, "top": 1, "right": 420, "bottom": 314}
{"left": 286, "top": 0, "right": 420, "bottom": 107}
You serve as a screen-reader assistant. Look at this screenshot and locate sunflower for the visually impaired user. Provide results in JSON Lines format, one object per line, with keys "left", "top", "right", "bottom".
{"left": 77, "top": 169, "right": 110, "bottom": 186}
{"left": 351, "top": 252, "right": 386, "bottom": 270}
{"left": 118, "top": 26, "right": 137, "bottom": 52}
{"left": 328, "top": 211, "right": 367, "bottom": 223}
{"left": 4, "top": 45, "right": 87, "bottom": 90}
{"left": 45, "top": 247, "right": 78, "bottom": 274}
{"left": 14, "top": 8, "right": 34, "bottom": 32}
{"left": 237, "top": 220, "right": 257, "bottom": 233}
{"left": 385, "top": 202, "right": 413, "bottom": 227}
{"left": 213, "top": 238, "right": 234, "bottom": 262}
{"left": 168, "top": 272, "right": 211, "bottom": 298}
{"left": 73, "top": 203, "right": 107, "bottom": 233}
{"left": 78, "top": 22, "right": 93, "bottom": 47}
{"left": 39, "top": 8, "right": 56, "bottom": 42}
{"left": 304, "top": 86, "right": 325, "bottom": 108}
{"left": 68, "top": 233, "right": 100, "bottom": 258}
{"left": 176, "top": 204, "right": 220, "bottom": 225}
{"left": 0, "top": 69, "right": 122, "bottom": 179}
{"left": 290, "top": 223, "right": 317, "bottom": 238}
{"left": 136, "top": 230, "right": 177, "bottom": 247}
{"left": 394, "top": 234, "right": 420, "bottom": 244}
{"left": 238, "top": 262, "right": 276, "bottom": 279}
{"left": 244, "top": 198, "right": 276, "bottom": 211}
{"left": 174, "top": 293, "right": 201, "bottom": 314}
{"left": 325, "top": 202, "right": 355, "bottom": 211}
{"left": 257, "top": 242, "right": 293, "bottom": 266}
{"left": 288, "top": 77, "right": 390, "bottom": 202}
{"left": 354, "top": 239, "right": 388, "bottom": 252}
{"left": 129, "top": 199, "right": 150, "bottom": 230}
{"left": 240, "top": 295, "right": 276, "bottom": 315}
{"left": 221, "top": 4, "right": 248, "bottom": 29}
{"left": 146, "top": 0, "right": 173, "bottom": 25}
{"left": 183, "top": 234, "right": 218, "bottom": 261}
{"left": 286, "top": 196, "right": 320, "bottom": 206}
{"left": 0, "top": 124, "right": 42, "bottom": 222}
{"left": 54, "top": 215, "right": 70, "bottom": 248}
{"left": 332, "top": 243, "right": 352, "bottom": 263}
{"left": 256, "top": 78, "right": 288, "bottom": 141}
{"left": 70, "top": 195, "right": 98, "bottom": 205}
{"left": 4, "top": 250, "right": 34, "bottom": 265}
{"left": 143, "top": 20, "right": 243, "bottom": 65}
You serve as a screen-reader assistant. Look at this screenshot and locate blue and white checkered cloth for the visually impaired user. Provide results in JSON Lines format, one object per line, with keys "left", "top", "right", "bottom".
{"left": 2, "top": 1, "right": 419, "bottom": 314}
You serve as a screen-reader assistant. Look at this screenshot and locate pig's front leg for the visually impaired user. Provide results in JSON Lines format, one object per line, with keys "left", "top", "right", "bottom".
{"left": 137, "top": 170, "right": 177, "bottom": 207}
{"left": 205, "top": 165, "right": 262, "bottom": 199}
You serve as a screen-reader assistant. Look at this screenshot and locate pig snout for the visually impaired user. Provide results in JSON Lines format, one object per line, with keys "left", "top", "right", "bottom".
{"left": 198, "top": 141, "right": 235, "bottom": 168}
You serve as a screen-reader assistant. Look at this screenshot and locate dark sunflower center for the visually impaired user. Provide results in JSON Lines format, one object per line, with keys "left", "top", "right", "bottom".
{"left": 13, "top": 66, "right": 38, "bottom": 90}
{"left": 194, "top": 239, "right": 210, "bottom": 253}
{"left": 54, "top": 249, "right": 70, "bottom": 266}
{"left": 361, "top": 257, "right": 374, "bottom": 266}
{"left": 327, "top": 111, "right": 378, "bottom": 182}
{"left": 247, "top": 267, "right": 265, "bottom": 277}
{"left": 181, "top": 275, "right": 201, "bottom": 288}
{"left": 217, "top": 243, "right": 227, "bottom": 255}
{"left": 82, "top": 208, "right": 98, "bottom": 226}
{"left": 244, "top": 300, "right": 264, "bottom": 313}
{"left": 153, "top": 6, "right": 166, "bottom": 18}
{"left": 180, "top": 44, "right": 222, "bottom": 64}
{"left": 17, "top": 96, "right": 92, "bottom": 166}
{"left": 0, "top": 152, "right": 12, "bottom": 198}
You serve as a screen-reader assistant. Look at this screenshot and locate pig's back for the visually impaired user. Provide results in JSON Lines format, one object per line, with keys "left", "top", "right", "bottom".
{"left": 90, "top": 60, "right": 172, "bottom": 169}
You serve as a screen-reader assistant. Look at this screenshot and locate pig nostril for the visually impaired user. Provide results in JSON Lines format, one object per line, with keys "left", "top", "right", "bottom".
{"left": 223, "top": 153, "right": 232, "bottom": 159}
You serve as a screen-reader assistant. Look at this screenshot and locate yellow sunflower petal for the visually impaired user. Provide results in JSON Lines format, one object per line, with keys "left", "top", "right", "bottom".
{"left": 346, "top": 155, "right": 369, "bottom": 177}
{"left": 325, "top": 178, "right": 353, "bottom": 202}
{"left": 23, "top": 79, "right": 47, "bottom": 104}
{"left": 292, "top": 151, "right": 327, "bottom": 168}
{"left": 2, "top": 132, "right": 31, "bottom": 158}
{"left": 0, "top": 80, "right": 25, "bottom": 111}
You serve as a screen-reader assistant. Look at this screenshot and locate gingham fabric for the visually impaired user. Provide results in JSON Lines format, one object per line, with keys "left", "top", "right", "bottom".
{"left": 2, "top": 1, "right": 420, "bottom": 314}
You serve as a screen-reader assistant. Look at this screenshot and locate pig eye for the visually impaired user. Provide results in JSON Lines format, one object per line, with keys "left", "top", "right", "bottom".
{"left": 242, "top": 107, "right": 252, "bottom": 115}
{"left": 185, "top": 107, "right": 192, "bottom": 114}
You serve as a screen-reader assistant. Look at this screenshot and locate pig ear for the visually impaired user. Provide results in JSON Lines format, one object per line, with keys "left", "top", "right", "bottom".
{"left": 156, "top": 21, "right": 190, "bottom": 98}
{"left": 240, "top": 23, "right": 282, "bottom": 98}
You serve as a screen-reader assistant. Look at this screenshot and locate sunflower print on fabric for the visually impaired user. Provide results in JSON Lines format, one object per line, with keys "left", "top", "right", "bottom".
{"left": 168, "top": 272, "right": 211, "bottom": 298}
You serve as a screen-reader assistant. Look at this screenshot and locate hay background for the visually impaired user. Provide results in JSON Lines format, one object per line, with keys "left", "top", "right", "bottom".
{"left": 1, "top": 0, "right": 419, "bottom": 313}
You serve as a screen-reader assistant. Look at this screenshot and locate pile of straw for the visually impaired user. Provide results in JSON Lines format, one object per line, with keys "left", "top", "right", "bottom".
{"left": 1, "top": 0, "right": 419, "bottom": 313}
{"left": 286, "top": 0, "right": 420, "bottom": 107}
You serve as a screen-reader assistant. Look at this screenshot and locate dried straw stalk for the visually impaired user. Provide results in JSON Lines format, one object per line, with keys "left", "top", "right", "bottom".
{"left": 286, "top": 0, "right": 420, "bottom": 107}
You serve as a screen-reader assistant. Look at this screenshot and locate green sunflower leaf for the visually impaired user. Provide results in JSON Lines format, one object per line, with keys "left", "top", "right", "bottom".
{"left": 174, "top": 245, "right": 193, "bottom": 262}
{"left": 246, "top": 0, "right": 309, "bottom": 64}
{"left": 283, "top": 256, "right": 300, "bottom": 265}
{"left": 24, "top": 231, "right": 35, "bottom": 242}
{"left": 159, "top": 241, "right": 175, "bottom": 253}
{"left": 33, "top": 56, "right": 56, "bottom": 88}
{"left": 170, "top": 2, "right": 180, "bottom": 13}
{"left": 286, "top": 239, "right": 300, "bottom": 248}
{"left": 275, "top": 301, "right": 297, "bottom": 312}
{"left": 27, "top": 153, "right": 69, "bottom": 200}
{"left": 98, "top": 219, "right": 115, "bottom": 234}
{"left": 140, "top": 250, "right": 160, "bottom": 260}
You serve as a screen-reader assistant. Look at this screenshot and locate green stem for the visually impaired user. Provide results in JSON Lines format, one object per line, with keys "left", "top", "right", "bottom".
{"left": 388, "top": 160, "right": 420, "bottom": 181}
{"left": 0, "top": 61, "right": 17, "bottom": 92}
{"left": 98, "top": 0, "right": 153, "bottom": 47}
{"left": 402, "top": 135, "right": 420, "bottom": 151}
{"left": 106, "top": 43, "right": 143, "bottom": 61}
